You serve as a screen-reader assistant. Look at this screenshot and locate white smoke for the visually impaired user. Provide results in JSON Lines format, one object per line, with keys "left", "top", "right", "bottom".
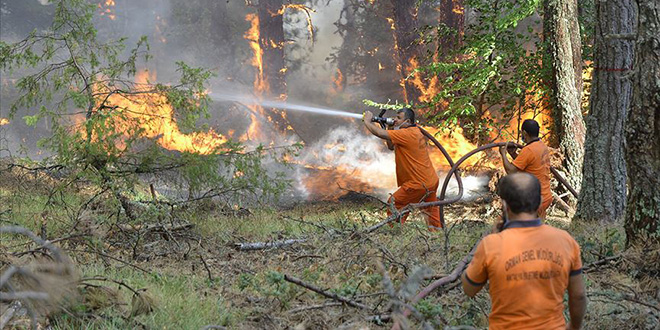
{"left": 295, "top": 126, "right": 490, "bottom": 202}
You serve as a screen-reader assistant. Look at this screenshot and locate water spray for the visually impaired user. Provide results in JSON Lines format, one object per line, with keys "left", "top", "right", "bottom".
{"left": 210, "top": 92, "right": 396, "bottom": 126}
{"left": 211, "top": 93, "right": 363, "bottom": 119}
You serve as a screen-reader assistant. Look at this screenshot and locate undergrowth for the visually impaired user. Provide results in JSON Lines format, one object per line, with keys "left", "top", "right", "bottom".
{"left": 1, "top": 165, "right": 658, "bottom": 330}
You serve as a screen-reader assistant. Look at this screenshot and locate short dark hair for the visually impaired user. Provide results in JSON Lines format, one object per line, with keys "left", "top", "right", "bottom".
{"left": 397, "top": 108, "right": 415, "bottom": 123}
{"left": 521, "top": 119, "right": 540, "bottom": 137}
{"left": 497, "top": 173, "right": 541, "bottom": 214}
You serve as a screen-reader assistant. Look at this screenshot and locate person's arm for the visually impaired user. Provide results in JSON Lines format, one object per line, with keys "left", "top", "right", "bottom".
{"left": 385, "top": 129, "right": 395, "bottom": 150}
{"left": 363, "top": 111, "right": 391, "bottom": 141}
{"left": 500, "top": 144, "right": 519, "bottom": 174}
{"left": 566, "top": 273, "right": 587, "bottom": 329}
{"left": 461, "top": 272, "right": 485, "bottom": 297}
{"left": 461, "top": 241, "right": 488, "bottom": 298}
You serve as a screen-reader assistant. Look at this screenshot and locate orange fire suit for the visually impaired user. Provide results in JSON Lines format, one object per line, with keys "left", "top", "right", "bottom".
{"left": 512, "top": 140, "right": 553, "bottom": 218}
{"left": 387, "top": 127, "right": 442, "bottom": 231}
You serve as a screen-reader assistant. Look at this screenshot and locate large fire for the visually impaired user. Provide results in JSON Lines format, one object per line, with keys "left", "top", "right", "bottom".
{"left": 90, "top": 70, "right": 228, "bottom": 155}
{"left": 243, "top": 13, "right": 268, "bottom": 142}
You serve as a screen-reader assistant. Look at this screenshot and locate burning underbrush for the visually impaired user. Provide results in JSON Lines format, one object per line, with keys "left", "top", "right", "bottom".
{"left": 1, "top": 163, "right": 658, "bottom": 329}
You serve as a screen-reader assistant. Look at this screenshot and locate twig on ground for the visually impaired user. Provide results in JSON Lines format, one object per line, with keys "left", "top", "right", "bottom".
{"left": 287, "top": 302, "right": 344, "bottom": 314}
{"left": 583, "top": 254, "right": 622, "bottom": 273}
{"left": 199, "top": 255, "right": 213, "bottom": 281}
{"left": 78, "top": 276, "right": 141, "bottom": 296}
{"left": 391, "top": 230, "right": 489, "bottom": 330}
{"left": 283, "top": 274, "right": 373, "bottom": 311}
{"left": 65, "top": 248, "right": 151, "bottom": 274}
{"left": 0, "top": 301, "right": 22, "bottom": 329}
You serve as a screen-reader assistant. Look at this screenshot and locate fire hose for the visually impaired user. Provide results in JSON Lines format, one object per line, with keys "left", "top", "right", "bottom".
{"left": 388, "top": 129, "right": 579, "bottom": 330}
{"left": 415, "top": 128, "right": 578, "bottom": 227}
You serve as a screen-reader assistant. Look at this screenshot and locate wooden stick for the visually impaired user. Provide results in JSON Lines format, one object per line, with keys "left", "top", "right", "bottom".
{"left": 392, "top": 231, "right": 488, "bottom": 330}
{"left": 234, "top": 238, "right": 307, "bottom": 251}
{"left": 283, "top": 274, "right": 373, "bottom": 310}
{"left": 287, "top": 302, "right": 344, "bottom": 314}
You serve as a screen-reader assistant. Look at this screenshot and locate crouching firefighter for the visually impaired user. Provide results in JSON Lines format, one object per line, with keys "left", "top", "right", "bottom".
{"left": 362, "top": 108, "right": 442, "bottom": 231}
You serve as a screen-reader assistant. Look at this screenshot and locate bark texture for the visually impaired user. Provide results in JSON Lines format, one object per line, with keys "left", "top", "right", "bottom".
{"left": 625, "top": 0, "right": 660, "bottom": 244}
{"left": 546, "top": 0, "right": 586, "bottom": 192}
{"left": 437, "top": 0, "right": 464, "bottom": 53}
{"left": 391, "top": 0, "right": 420, "bottom": 103}
{"left": 575, "top": 0, "right": 635, "bottom": 222}
{"left": 257, "top": 0, "right": 290, "bottom": 131}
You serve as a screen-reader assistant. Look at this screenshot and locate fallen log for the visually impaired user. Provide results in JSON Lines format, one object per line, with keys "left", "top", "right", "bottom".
{"left": 233, "top": 238, "right": 307, "bottom": 251}
{"left": 116, "top": 223, "right": 194, "bottom": 233}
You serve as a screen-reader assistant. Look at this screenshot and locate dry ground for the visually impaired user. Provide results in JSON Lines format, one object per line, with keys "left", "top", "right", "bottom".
{"left": 0, "top": 164, "right": 658, "bottom": 329}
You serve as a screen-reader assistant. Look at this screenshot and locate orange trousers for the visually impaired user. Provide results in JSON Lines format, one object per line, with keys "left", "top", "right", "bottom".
{"left": 387, "top": 180, "right": 442, "bottom": 231}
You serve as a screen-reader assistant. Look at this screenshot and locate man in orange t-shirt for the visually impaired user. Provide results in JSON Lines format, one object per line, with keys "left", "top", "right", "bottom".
{"left": 462, "top": 173, "right": 586, "bottom": 330}
{"left": 500, "top": 119, "right": 553, "bottom": 218}
{"left": 363, "top": 108, "right": 442, "bottom": 231}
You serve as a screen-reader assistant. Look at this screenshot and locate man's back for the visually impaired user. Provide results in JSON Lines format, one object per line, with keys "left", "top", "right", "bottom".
{"left": 512, "top": 141, "right": 552, "bottom": 206}
{"left": 388, "top": 127, "right": 438, "bottom": 188}
{"left": 465, "top": 221, "right": 583, "bottom": 329}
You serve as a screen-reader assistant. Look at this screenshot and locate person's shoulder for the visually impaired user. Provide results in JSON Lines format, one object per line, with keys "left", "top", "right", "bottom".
{"left": 541, "top": 225, "right": 580, "bottom": 245}
{"left": 481, "top": 231, "right": 505, "bottom": 247}
{"left": 403, "top": 126, "right": 421, "bottom": 135}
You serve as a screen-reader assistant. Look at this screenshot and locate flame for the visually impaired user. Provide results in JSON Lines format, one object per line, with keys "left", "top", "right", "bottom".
{"left": 453, "top": 2, "right": 464, "bottom": 15}
{"left": 581, "top": 60, "right": 593, "bottom": 112}
{"left": 378, "top": 63, "right": 384, "bottom": 71}
{"left": 98, "top": 0, "right": 116, "bottom": 20}
{"left": 244, "top": 14, "right": 266, "bottom": 93}
{"left": 155, "top": 16, "right": 168, "bottom": 43}
{"left": 386, "top": 17, "right": 396, "bottom": 31}
{"left": 333, "top": 68, "right": 344, "bottom": 92}
{"left": 406, "top": 58, "right": 440, "bottom": 103}
{"left": 90, "top": 70, "right": 227, "bottom": 154}
{"left": 0, "top": 118, "right": 9, "bottom": 126}
{"left": 242, "top": 13, "right": 268, "bottom": 141}
{"left": 420, "top": 125, "right": 490, "bottom": 168}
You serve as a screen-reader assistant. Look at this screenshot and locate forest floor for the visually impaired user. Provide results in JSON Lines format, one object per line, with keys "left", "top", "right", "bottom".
{"left": 1, "top": 163, "right": 659, "bottom": 330}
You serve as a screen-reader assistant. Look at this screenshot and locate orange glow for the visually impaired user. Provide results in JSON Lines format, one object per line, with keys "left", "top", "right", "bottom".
{"left": 90, "top": 70, "right": 227, "bottom": 154}
{"left": 453, "top": 2, "right": 464, "bottom": 15}
{"left": 581, "top": 60, "right": 593, "bottom": 112}
{"left": 386, "top": 17, "right": 396, "bottom": 30}
{"left": 421, "top": 125, "right": 490, "bottom": 168}
{"left": 242, "top": 13, "right": 269, "bottom": 141}
{"left": 406, "top": 58, "right": 440, "bottom": 103}
{"left": 333, "top": 68, "right": 344, "bottom": 92}
{"left": 0, "top": 118, "right": 9, "bottom": 126}
{"left": 98, "top": 0, "right": 116, "bottom": 20}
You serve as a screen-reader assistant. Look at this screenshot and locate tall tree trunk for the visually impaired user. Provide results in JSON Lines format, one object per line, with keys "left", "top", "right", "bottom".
{"left": 625, "top": 0, "right": 659, "bottom": 244}
{"left": 334, "top": 0, "right": 355, "bottom": 93}
{"left": 207, "top": 0, "right": 237, "bottom": 78}
{"left": 437, "top": 0, "right": 464, "bottom": 54}
{"left": 546, "top": 0, "right": 585, "bottom": 194}
{"left": 257, "top": 0, "right": 290, "bottom": 131}
{"left": 391, "top": 0, "right": 420, "bottom": 103}
{"left": 574, "top": 0, "right": 635, "bottom": 222}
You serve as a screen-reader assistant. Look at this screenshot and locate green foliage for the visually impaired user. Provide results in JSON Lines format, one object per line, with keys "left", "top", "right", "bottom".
{"left": 415, "top": 297, "right": 444, "bottom": 322}
{"left": 1, "top": 0, "right": 292, "bottom": 208}
{"left": 414, "top": 0, "right": 550, "bottom": 140}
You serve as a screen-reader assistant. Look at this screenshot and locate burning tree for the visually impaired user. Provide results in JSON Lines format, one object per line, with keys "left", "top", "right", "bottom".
{"left": 0, "top": 0, "right": 289, "bottom": 208}
{"left": 415, "top": 0, "right": 549, "bottom": 144}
